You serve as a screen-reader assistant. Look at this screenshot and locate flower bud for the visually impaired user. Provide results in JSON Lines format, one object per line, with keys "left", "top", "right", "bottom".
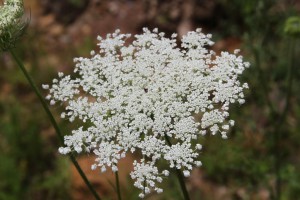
{"left": 0, "top": 0, "right": 28, "bottom": 51}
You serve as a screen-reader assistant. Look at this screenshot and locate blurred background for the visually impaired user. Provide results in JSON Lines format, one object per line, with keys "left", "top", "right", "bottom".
{"left": 0, "top": 0, "right": 300, "bottom": 199}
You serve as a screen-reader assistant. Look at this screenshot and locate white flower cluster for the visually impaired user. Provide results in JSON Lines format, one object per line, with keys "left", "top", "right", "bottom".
{"left": 44, "top": 28, "right": 249, "bottom": 198}
{"left": 0, "top": 0, "right": 23, "bottom": 35}
{"left": 131, "top": 159, "right": 169, "bottom": 198}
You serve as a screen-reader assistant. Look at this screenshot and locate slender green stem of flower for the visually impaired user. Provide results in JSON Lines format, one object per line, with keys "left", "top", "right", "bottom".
{"left": 143, "top": 179, "right": 146, "bottom": 197}
{"left": 174, "top": 168, "right": 191, "bottom": 200}
{"left": 115, "top": 171, "right": 122, "bottom": 200}
{"left": 273, "top": 39, "right": 296, "bottom": 200}
{"left": 9, "top": 49, "right": 101, "bottom": 200}
{"left": 280, "top": 40, "right": 296, "bottom": 125}
{"left": 164, "top": 135, "right": 191, "bottom": 200}
{"left": 252, "top": 46, "right": 276, "bottom": 116}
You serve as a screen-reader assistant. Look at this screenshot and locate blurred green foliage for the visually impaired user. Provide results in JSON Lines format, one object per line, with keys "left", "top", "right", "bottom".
{"left": 0, "top": 30, "right": 71, "bottom": 199}
{"left": 201, "top": 0, "right": 300, "bottom": 199}
{"left": 0, "top": 94, "right": 71, "bottom": 200}
{"left": 284, "top": 16, "right": 300, "bottom": 38}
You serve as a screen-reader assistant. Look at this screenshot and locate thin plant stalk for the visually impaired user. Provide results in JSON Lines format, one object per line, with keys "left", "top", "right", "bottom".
{"left": 251, "top": 44, "right": 276, "bottom": 116}
{"left": 9, "top": 49, "right": 102, "bottom": 200}
{"left": 273, "top": 38, "right": 297, "bottom": 200}
{"left": 174, "top": 168, "right": 191, "bottom": 200}
{"left": 164, "top": 134, "right": 191, "bottom": 200}
{"left": 115, "top": 171, "right": 122, "bottom": 200}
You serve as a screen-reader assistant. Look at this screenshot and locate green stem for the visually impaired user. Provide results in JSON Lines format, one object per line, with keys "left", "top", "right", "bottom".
{"left": 9, "top": 49, "right": 101, "bottom": 200}
{"left": 174, "top": 168, "right": 191, "bottom": 200}
{"left": 164, "top": 135, "right": 191, "bottom": 200}
{"left": 273, "top": 39, "right": 296, "bottom": 200}
{"left": 115, "top": 171, "right": 122, "bottom": 200}
{"left": 143, "top": 179, "right": 146, "bottom": 197}
{"left": 252, "top": 46, "right": 276, "bottom": 116}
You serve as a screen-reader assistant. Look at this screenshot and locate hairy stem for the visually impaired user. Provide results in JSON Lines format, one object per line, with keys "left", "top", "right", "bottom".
{"left": 9, "top": 49, "right": 101, "bottom": 200}
{"left": 164, "top": 135, "right": 191, "bottom": 200}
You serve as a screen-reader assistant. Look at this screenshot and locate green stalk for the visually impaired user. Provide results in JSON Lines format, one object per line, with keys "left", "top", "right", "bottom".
{"left": 174, "top": 168, "right": 191, "bottom": 200}
{"left": 164, "top": 135, "right": 191, "bottom": 200}
{"left": 9, "top": 49, "right": 101, "bottom": 200}
{"left": 252, "top": 45, "right": 276, "bottom": 116}
{"left": 115, "top": 171, "right": 122, "bottom": 200}
{"left": 273, "top": 38, "right": 296, "bottom": 200}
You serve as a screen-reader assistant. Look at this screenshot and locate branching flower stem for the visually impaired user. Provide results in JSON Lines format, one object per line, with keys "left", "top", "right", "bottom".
{"left": 164, "top": 134, "right": 191, "bottom": 200}
{"left": 9, "top": 49, "right": 101, "bottom": 200}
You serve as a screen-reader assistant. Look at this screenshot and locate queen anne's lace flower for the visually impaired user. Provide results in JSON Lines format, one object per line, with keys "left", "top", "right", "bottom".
{"left": 44, "top": 28, "right": 249, "bottom": 198}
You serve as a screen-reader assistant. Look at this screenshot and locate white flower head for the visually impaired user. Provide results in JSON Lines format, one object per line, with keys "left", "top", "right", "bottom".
{"left": 130, "top": 159, "right": 167, "bottom": 198}
{"left": 45, "top": 28, "right": 249, "bottom": 198}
